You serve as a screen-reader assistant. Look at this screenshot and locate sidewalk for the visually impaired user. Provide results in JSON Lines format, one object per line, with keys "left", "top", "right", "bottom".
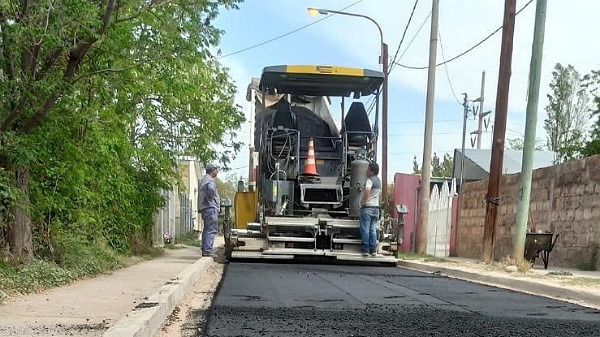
{"left": 397, "top": 256, "right": 600, "bottom": 309}
{"left": 0, "top": 238, "right": 223, "bottom": 337}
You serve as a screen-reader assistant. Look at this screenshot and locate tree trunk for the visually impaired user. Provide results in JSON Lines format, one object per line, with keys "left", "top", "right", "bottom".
{"left": 5, "top": 165, "right": 33, "bottom": 259}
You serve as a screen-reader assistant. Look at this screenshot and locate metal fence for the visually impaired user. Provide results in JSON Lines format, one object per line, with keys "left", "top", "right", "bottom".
{"left": 178, "top": 193, "right": 194, "bottom": 236}
{"left": 152, "top": 188, "right": 195, "bottom": 247}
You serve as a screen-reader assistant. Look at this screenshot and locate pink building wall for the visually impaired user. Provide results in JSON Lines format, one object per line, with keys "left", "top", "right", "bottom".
{"left": 393, "top": 173, "right": 421, "bottom": 252}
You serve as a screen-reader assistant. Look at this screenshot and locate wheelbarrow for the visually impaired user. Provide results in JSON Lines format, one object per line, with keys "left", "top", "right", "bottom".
{"left": 524, "top": 232, "right": 559, "bottom": 269}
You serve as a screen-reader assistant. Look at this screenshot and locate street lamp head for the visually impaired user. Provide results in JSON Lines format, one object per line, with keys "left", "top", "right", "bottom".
{"left": 307, "top": 7, "right": 328, "bottom": 16}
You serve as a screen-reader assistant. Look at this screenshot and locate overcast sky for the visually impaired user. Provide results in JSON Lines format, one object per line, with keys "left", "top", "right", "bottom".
{"left": 211, "top": 0, "right": 600, "bottom": 182}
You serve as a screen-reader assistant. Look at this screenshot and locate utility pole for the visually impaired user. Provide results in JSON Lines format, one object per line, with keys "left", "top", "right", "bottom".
{"left": 416, "top": 0, "right": 439, "bottom": 255}
{"left": 470, "top": 72, "right": 490, "bottom": 150}
{"left": 482, "top": 0, "right": 516, "bottom": 264}
{"left": 460, "top": 93, "right": 469, "bottom": 188}
{"left": 476, "top": 71, "right": 486, "bottom": 149}
{"left": 512, "top": 0, "right": 547, "bottom": 261}
{"left": 382, "top": 42, "right": 389, "bottom": 208}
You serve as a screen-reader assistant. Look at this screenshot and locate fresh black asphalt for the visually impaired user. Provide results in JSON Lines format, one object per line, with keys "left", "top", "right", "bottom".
{"left": 204, "top": 262, "right": 600, "bottom": 336}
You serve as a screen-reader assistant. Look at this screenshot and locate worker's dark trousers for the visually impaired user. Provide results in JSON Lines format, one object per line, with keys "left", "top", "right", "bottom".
{"left": 201, "top": 208, "right": 218, "bottom": 255}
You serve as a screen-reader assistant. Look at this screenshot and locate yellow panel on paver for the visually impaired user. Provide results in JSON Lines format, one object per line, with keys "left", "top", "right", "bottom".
{"left": 234, "top": 191, "right": 257, "bottom": 229}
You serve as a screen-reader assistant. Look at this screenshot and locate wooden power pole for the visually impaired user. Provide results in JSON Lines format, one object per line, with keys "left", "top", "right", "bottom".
{"left": 482, "top": 0, "right": 517, "bottom": 264}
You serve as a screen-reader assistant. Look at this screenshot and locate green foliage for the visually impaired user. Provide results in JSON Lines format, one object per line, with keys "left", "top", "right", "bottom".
{"left": 412, "top": 153, "right": 453, "bottom": 177}
{"left": 581, "top": 72, "right": 600, "bottom": 157}
{"left": 214, "top": 173, "right": 241, "bottom": 204}
{"left": 0, "top": 166, "right": 19, "bottom": 224}
{"left": 0, "top": 240, "right": 123, "bottom": 296}
{"left": 543, "top": 63, "right": 591, "bottom": 163}
{"left": 0, "top": 0, "right": 244, "bottom": 293}
{"left": 412, "top": 156, "right": 421, "bottom": 175}
{"left": 175, "top": 231, "right": 201, "bottom": 247}
{"left": 506, "top": 137, "right": 547, "bottom": 151}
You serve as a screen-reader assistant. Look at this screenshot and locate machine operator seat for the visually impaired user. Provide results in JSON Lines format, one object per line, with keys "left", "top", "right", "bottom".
{"left": 342, "top": 102, "right": 371, "bottom": 147}
{"left": 272, "top": 98, "right": 297, "bottom": 129}
{"left": 270, "top": 98, "right": 297, "bottom": 149}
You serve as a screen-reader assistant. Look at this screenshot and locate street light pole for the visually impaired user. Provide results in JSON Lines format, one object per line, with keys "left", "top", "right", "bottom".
{"left": 381, "top": 42, "right": 389, "bottom": 207}
{"left": 307, "top": 7, "right": 389, "bottom": 202}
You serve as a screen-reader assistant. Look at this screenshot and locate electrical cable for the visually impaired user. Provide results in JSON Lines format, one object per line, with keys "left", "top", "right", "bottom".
{"left": 439, "top": 29, "right": 462, "bottom": 105}
{"left": 393, "top": 0, "right": 535, "bottom": 70}
{"left": 387, "top": 0, "right": 420, "bottom": 75}
{"left": 388, "top": 3, "right": 432, "bottom": 75}
{"left": 218, "top": 0, "right": 365, "bottom": 59}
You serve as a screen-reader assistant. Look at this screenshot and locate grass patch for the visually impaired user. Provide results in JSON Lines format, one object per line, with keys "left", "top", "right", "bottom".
{"left": 0, "top": 234, "right": 163, "bottom": 303}
{"left": 395, "top": 252, "right": 453, "bottom": 263}
{"left": 565, "top": 277, "right": 600, "bottom": 287}
{"left": 174, "top": 232, "right": 201, "bottom": 247}
{"left": 395, "top": 252, "right": 426, "bottom": 260}
{"left": 0, "top": 252, "right": 124, "bottom": 295}
{"left": 499, "top": 255, "right": 533, "bottom": 273}
{"left": 137, "top": 247, "right": 165, "bottom": 260}
{"left": 160, "top": 232, "right": 200, "bottom": 250}
{"left": 164, "top": 243, "right": 186, "bottom": 250}
{"left": 548, "top": 270, "right": 573, "bottom": 277}
{"left": 423, "top": 257, "right": 451, "bottom": 263}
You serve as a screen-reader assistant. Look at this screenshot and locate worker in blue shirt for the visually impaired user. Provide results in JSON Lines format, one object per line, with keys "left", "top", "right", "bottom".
{"left": 198, "top": 164, "right": 220, "bottom": 257}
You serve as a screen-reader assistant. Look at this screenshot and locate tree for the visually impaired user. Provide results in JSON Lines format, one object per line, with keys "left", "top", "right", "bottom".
{"left": 0, "top": 0, "right": 243, "bottom": 258}
{"left": 412, "top": 156, "right": 422, "bottom": 174}
{"left": 506, "top": 137, "right": 547, "bottom": 151}
{"left": 214, "top": 174, "right": 241, "bottom": 204}
{"left": 412, "top": 153, "right": 453, "bottom": 177}
{"left": 581, "top": 71, "right": 600, "bottom": 157}
{"left": 543, "top": 63, "right": 591, "bottom": 163}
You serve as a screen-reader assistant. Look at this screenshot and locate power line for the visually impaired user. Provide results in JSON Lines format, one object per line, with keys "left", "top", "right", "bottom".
{"left": 217, "top": 0, "right": 365, "bottom": 59}
{"left": 390, "top": 131, "right": 462, "bottom": 137}
{"left": 391, "top": 5, "right": 433, "bottom": 72}
{"left": 388, "top": 119, "right": 461, "bottom": 125}
{"left": 389, "top": 149, "right": 455, "bottom": 155}
{"left": 387, "top": 0, "right": 420, "bottom": 75}
{"left": 366, "top": 95, "right": 377, "bottom": 116}
{"left": 506, "top": 127, "right": 524, "bottom": 136}
{"left": 438, "top": 29, "right": 462, "bottom": 105}
{"left": 369, "top": 0, "right": 421, "bottom": 118}
{"left": 394, "top": 0, "right": 535, "bottom": 70}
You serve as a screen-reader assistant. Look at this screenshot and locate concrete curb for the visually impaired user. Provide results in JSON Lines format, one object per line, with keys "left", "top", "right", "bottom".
{"left": 102, "top": 256, "right": 212, "bottom": 337}
{"left": 397, "top": 260, "right": 600, "bottom": 309}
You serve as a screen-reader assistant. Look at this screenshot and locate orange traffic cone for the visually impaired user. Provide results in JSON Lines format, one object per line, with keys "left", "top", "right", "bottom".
{"left": 304, "top": 137, "right": 318, "bottom": 175}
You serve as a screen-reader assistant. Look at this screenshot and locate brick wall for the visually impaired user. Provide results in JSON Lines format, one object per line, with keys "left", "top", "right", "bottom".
{"left": 456, "top": 155, "right": 600, "bottom": 269}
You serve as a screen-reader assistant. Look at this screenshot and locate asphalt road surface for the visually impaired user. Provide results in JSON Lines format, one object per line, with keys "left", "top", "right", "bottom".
{"left": 205, "top": 262, "right": 600, "bottom": 337}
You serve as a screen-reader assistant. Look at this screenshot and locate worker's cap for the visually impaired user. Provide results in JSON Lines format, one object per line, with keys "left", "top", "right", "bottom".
{"left": 205, "top": 163, "right": 218, "bottom": 174}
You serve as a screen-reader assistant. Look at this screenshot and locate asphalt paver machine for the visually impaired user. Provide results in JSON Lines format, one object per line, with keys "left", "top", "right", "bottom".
{"left": 225, "top": 65, "right": 397, "bottom": 265}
